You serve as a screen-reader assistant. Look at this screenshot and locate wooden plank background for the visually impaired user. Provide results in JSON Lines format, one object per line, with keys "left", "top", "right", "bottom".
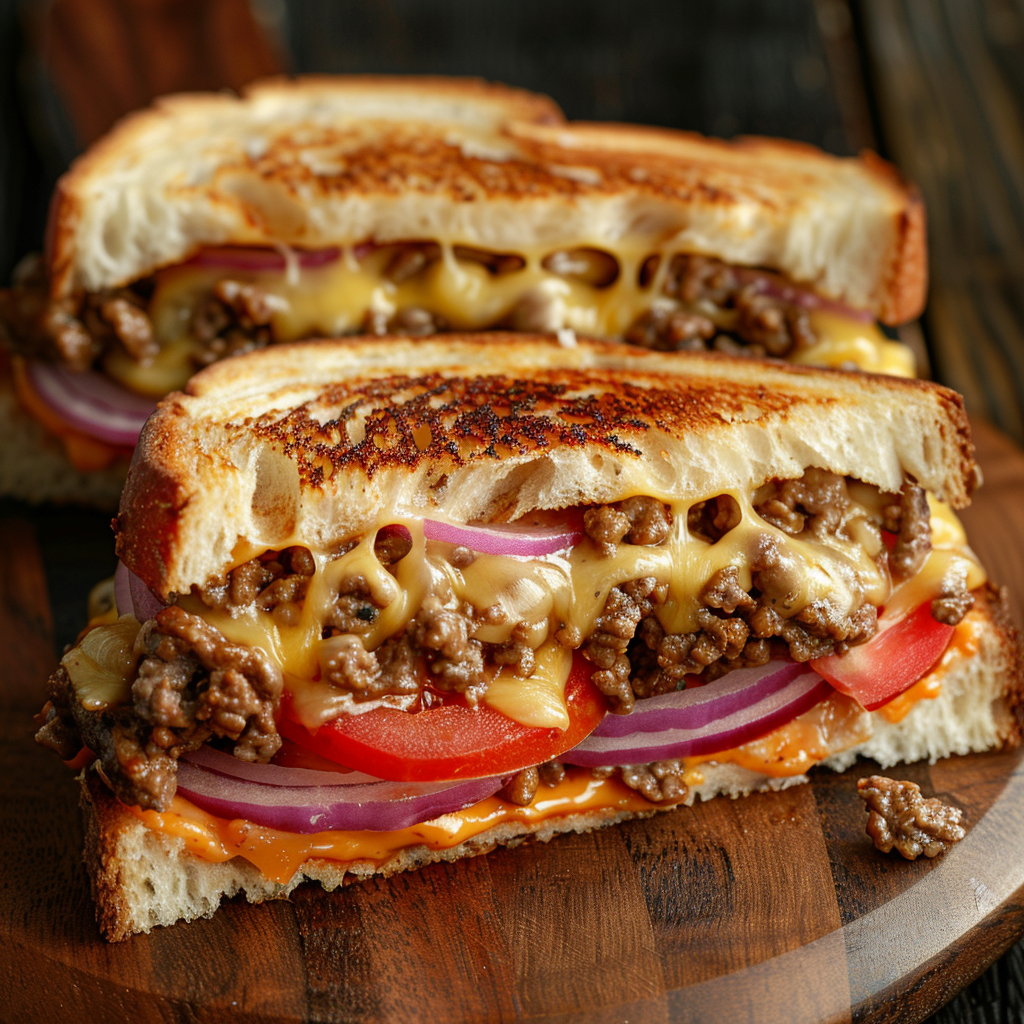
{"left": 2, "top": 0, "right": 1024, "bottom": 1019}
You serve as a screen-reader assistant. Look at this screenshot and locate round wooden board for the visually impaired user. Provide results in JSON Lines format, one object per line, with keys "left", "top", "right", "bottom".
{"left": 3, "top": 419, "right": 1023, "bottom": 1024}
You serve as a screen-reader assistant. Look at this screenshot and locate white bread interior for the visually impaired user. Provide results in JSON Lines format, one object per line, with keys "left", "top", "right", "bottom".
{"left": 81, "top": 587, "right": 1020, "bottom": 942}
{"left": 114, "top": 335, "right": 974, "bottom": 599}
{"left": 47, "top": 75, "right": 924, "bottom": 323}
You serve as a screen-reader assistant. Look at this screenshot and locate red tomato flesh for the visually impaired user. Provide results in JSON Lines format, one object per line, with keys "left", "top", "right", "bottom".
{"left": 278, "top": 654, "right": 607, "bottom": 782}
{"left": 810, "top": 602, "right": 954, "bottom": 711}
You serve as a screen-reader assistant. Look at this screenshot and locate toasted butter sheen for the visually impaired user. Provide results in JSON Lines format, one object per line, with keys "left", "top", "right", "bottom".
{"left": 108, "top": 242, "right": 912, "bottom": 396}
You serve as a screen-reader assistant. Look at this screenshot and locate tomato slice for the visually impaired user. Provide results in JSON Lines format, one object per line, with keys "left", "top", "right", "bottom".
{"left": 278, "top": 654, "right": 607, "bottom": 781}
{"left": 810, "top": 602, "right": 954, "bottom": 711}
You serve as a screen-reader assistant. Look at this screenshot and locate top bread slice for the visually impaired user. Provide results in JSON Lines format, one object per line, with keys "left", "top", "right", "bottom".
{"left": 115, "top": 334, "right": 973, "bottom": 598}
{"left": 48, "top": 75, "right": 924, "bottom": 324}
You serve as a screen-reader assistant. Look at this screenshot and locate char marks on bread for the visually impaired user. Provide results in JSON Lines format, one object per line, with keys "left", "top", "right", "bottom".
{"left": 115, "top": 334, "right": 973, "bottom": 600}
{"left": 48, "top": 75, "right": 924, "bottom": 322}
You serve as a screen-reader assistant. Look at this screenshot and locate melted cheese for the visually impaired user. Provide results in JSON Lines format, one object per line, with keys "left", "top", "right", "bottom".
{"left": 179, "top": 494, "right": 984, "bottom": 733}
{"left": 798, "top": 311, "right": 915, "bottom": 377}
{"left": 126, "top": 767, "right": 657, "bottom": 884}
{"left": 109, "top": 243, "right": 912, "bottom": 395}
{"left": 123, "top": 589, "right": 982, "bottom": 881}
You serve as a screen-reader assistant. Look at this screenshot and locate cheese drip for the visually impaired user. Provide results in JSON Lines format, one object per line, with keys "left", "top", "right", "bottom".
{"left": 110, "top": 243, "right": 911, "bottom": 396}
{"left": 184, "top": 494, "right": 985, "bottom": 732}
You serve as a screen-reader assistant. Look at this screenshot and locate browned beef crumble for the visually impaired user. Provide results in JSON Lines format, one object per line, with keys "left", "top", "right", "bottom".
{"left": 0, "top": 255, "right": 155, "bottom": 370}
{"left": 1, "top": 247, "right": 831, "bottom": 374}
{"left": 502, "top": 766, "right": 540, "bottom": 806}
{"left": 626, "top": 254, "right": 817, "bottom": 357}
{"left": 36, "top": 606, "right": 282, "bottom": 812}
{"left": 192, "top": 279, "right": 278, "bottom": 365}
{"left": 580, "top": 473, "right": 961, "bottom": 712}
{"left": 583, "top": 496, "right": 673, "bottom": 554}
{"left": 888, "top": 482, "right": 932, "bottom": 581}
{"left": 931, "top": 573, "right": 975, "bottom": 624}
{"left": 533, "top": 760, "right": 688, "bottom": 804}
{"left": 858, "top": 775, "right": 966, "bottom": 859}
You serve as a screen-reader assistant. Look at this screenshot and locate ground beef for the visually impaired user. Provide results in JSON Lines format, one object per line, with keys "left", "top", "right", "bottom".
{"left": 754, "top": 468, "right": 853, "bottom": 538}
{"left": 501, "top": 767, "right": 540, "bottom": 806}
{"left": 626, "top": 254, "right": 818, "bottom": 357}
{"left": 619, "top": 760, "right": 689, "bottom": 803}
{"left": 133, "top": 606, "right": 282, "bottom": 760}
{"left": 858, "top": 775, "right": 966, "bottom": 859}
{"left": 198, "top": 547, "right": 315, "bottom": 616}
{"left": 584, "top": 497, "right": 673, "bottom": 554}
{"left": 687, "top": 495, "right": 742, "bottom": 543}
{"left": 733, "top": 284, "right": 815, "bottom": 356}
{"left": 324, "top": 574, "right": 383, "bottom": 636}
{"left": 580, "top": 470, "right": 907, "bottom": 706}
{"left": 36, "top": 608, "right": 282, "bottom": 812}
{"left": 412, "top": 593, "right": 488, "bottom": 700}
{"left": 931, "top": 572, "right": 975, "bottom": 625}
{"left": 889, "top": 483, "right": 932, "bottom": 582}
{"left": 538, "top": 760, "right": 566, "bottom": 787}
{"left": 364, "top": 306, "right": 446, "bottom": 336}
{"left": 624, "top": 307, "right": 716, "bottom": 352}
{"left": 192, "top": 279, "right": 278, "bottom": 365}
{"left": 0, "top": 254, "right": 157, "bottom": 369}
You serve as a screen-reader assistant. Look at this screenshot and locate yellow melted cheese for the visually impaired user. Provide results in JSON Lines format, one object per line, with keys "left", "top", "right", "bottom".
{"left": 108, "top": 242, "right": 911, "bottom": 395}
{"left": 177, "top": 494, "right": 984, "bottom": 732}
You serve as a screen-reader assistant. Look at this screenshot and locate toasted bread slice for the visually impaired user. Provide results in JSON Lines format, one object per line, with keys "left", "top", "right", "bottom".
{"left": 80, "top": 584, "right": 1021, "bottom": 941}
{"left": 48, "top": 75, "right": 923, "bottom": 322}
{"left": 114, "top": 333, "right": 973, "bottom": 599}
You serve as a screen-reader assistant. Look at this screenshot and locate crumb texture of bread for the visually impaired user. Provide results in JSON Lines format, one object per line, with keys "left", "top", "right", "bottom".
{"left": 0, "top": 369, "right": 127, "bottom": 506}
{"left": 47, "top": 75, "right": 924, "bottom": 322}
{"left": 114, "top": 335, "right": 973, "bottom": 597}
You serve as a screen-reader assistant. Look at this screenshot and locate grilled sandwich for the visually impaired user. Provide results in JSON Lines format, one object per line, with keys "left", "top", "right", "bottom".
{"left": 1, "top": 75, "right": 924, "bottom": 503}
{"left": 35, "top": 334, "right": 1021, "bottom": 940}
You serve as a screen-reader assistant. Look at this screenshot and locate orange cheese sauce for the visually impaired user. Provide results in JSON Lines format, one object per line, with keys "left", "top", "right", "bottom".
{"left": 10, "top": 356, "right": 132, "bottom": 471}
{"left": 684, "top": 692, "right": 872, "bottom": 778}
{"left": 126, "top": 768, "right": 658, "bottom": 885}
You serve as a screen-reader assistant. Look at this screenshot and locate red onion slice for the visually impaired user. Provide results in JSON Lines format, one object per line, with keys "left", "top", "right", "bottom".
{"left": 562, "top": 663, "right": 832, "bottom": 766}
{"left": 175, "top": 758, "right": 504, "bottom": 834}
{"left": 735, "top": 269, "right": 875, "bottom": 323}
{"left": 188, "top": 246, "right": 340, "bottom": 272}
{"left": 25, "top": 362, "right": 156, "bottom": 446}
{"left": 113, "top": 560, "right": 165, "bottom": 621}
{"left": 423, "top": 515, "right": 584, "bottom": 558}
{"left": 183, "top": 744, "right": 384, "bottom": 788}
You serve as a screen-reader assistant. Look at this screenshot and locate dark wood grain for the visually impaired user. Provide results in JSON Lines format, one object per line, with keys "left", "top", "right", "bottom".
{"left": 858, "top": 0, "right": 1024, "bottom": 445}
{"left": 2, "top": 421, "right": 1023, "bottom": 1024}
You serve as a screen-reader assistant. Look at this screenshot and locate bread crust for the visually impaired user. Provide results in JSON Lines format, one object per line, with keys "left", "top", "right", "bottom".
{"left": 45, "top": 75, "right": 924, "bottom": 322}
{"left": 114, "top": 334, "right": 974, "bottom": 598}
{"left": 77, "top": 585, "right": 1021, "bottom": 941}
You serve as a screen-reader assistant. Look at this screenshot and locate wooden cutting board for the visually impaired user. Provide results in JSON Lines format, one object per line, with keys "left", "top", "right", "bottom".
{"left": 3, "top": 419, "right": 1023, "bottom": 1024}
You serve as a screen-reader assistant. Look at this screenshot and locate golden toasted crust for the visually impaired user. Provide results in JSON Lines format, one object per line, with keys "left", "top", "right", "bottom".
{"left": 114, "top": 333, "right": 974, "bottom": 598}
{"left": 46, "top": 75, "right": 924, "bottom": 322}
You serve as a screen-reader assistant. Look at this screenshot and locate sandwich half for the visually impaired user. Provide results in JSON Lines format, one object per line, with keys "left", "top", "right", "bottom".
{"left": 2, "top": 74, "right": 924, "bottom": 502}
{"left": 35, "top": 334, "right": 1021, "bottom": 940}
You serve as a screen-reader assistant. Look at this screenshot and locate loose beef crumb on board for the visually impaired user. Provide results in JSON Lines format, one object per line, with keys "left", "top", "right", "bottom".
{"left": 857, "top": 775, "right": 966, "bottom": 860}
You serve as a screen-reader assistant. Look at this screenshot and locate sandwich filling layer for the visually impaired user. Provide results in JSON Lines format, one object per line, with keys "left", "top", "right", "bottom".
{"left": 38, "top": 467, "right": 984, "bottom": 815}
{"left": 2, "top": 245, "right": 912, "bottom": 404}
{"left": 113, "top": 599, "right": 995, "bottom": 887}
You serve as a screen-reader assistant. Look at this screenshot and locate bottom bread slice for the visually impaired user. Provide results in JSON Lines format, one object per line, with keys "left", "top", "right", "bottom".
{"left": 80, "top": 586, "right": 1022, "bottom": 941}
